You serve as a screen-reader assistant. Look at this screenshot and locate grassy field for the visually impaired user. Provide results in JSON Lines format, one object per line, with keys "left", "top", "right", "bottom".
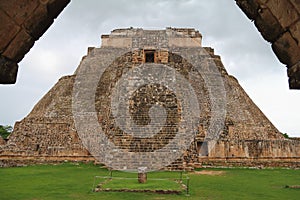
{"left": 0, "top": 162, "right": 299, "bottom": 200}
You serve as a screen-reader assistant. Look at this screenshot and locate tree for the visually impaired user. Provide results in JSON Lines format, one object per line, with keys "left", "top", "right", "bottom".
{"left": 0, "top": 125, "right": 13, "bottom": 139}
{"left": 282, "top": 133, "right": 289, "bottom": 139}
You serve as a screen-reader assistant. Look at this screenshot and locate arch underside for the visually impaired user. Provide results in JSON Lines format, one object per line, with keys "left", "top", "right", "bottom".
{"left": 0, "top": 0, "right": 299, "bottom": 88}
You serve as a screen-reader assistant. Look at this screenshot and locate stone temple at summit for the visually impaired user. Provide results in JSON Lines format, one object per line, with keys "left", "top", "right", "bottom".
{"left": 0, "top": 28, "right": 299, "bottom": 169}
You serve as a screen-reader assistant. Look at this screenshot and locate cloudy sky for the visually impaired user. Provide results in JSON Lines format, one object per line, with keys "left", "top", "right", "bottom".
{"left": 1, "top": 0, "right": 299, "bottom": 137}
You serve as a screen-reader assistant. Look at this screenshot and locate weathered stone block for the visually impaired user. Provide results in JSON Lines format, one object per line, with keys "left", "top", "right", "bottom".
{"left": 0, "top": 10, "right": 20, "bottom": 52}
{"left": 0, "top": 136, "right": 6, "bottom": 145}
{"left": 101, "top": 37, "right": 132, "bottom": 48}
{"left": 235, "top": 0, "right": 300, "bottom": 89}
{"left": 290, "top": 0, "right": 300, "bottom": 14}
{"left": 290, "top": 20, "right": 300, "bottom": 46}
{"left": 288, "top": 62, "right": 300, "bottom": 89}
{"left": 0, "top": 0, "right": 70, "bottom": 84}
{"left": 257, "top": 0, "right": 269, "bottom": 4}
{"left": 289, "top": 76, "right": 300, "bottom": 89}
{"left": 2, "top": 29, "right": 35, "bottom": 62}
{"left": 235, "top": 0, "right": 259, "bottom": 20}
{"left": 254, "top": 7, "right": 283, "bottom": 42}
{"left": 266, "top": 0, "right": 299, "bottom": 29}
{"left": 24, "top": 4, "right": 53, "bottom": 40}
{"left": 45, "top": 0, "right": 71, "bottom": 19}
{"left": 272, "top": 31, "right": 300, "bottom": 66}
{"left": 138, "top": 173, "right": 147, "bottom": 183}
{"left": 288, "top": 61, "right": 300, "bottom": 77}
{"left": 0, "top": 0, "right": 39, "bottom": 25}
{"left": 0, "top": 55, "right": 18, "bottom": 84}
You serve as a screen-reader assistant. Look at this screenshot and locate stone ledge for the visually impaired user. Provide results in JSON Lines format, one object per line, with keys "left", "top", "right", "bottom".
{"left": 198, "top": 157, "right": 300, "bottom": 168}
{"left": 0, "top": 155, "right": 95, "bottom": 167}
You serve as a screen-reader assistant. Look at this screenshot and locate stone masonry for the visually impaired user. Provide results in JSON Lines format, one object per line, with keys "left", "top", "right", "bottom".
{"left": 0, "top": 28, "right": 299, "bottom": 169}
{"left": 235, "top": 0, "right": 300, "bottom": 89}
{"left": 1, "top": 1, "right": 299, "bottom": 89}
{"left": 0, "top": 136, "right": 5, "bottom": 145}
{"left": 0, "top": 0, "right": 70, "bottom": 84}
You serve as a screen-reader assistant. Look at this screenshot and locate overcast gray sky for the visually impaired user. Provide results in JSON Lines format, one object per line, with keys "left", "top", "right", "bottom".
{"left": 1, "top": 0, "right": 299, "bottom": 137}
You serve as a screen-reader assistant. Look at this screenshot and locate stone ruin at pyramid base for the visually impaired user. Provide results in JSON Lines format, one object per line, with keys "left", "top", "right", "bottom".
{"left": 0, "top": 28, "right": 299, "bottom": 169}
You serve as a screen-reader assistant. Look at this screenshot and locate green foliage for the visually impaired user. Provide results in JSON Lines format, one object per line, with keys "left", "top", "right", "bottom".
{"left": 0, "top": 163, "right": 300, "bottom": 200}
{"left": 0, "top": 125, "right": 12, "bottom": 139}
{"left": 282, "top": 133, "right": 289, "bottom": 138}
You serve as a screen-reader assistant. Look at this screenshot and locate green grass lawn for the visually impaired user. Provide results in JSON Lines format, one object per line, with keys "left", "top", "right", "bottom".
{"left": 98, "top": 178, "right": 183, "bottom": 191}
{"left": 95, "top": 169, "right": 187, "bottom": 192}
{"left": 0, "top": 162, "right": 299, "bottom": 200}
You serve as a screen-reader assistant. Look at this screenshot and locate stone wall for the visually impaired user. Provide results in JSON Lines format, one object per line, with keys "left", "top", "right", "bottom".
{"left": 235, "top": 0, "right": 300, "bottom": 89}
{"left": 0, "top": 75, "right": 92, "bottom": 166}
{"left": 0, "top": 0, "right": 70, "bottom": 84}
{"left": 0, "top": 136, "right": 5, "bottom": 145}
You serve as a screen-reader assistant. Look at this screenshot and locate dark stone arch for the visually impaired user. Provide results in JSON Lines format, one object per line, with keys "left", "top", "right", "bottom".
{"left": 0, "top": 0, "right": 299, "bottom": 89}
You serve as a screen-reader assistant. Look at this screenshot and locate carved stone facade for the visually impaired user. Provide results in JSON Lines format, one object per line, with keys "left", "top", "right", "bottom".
{"left": 0, "top": 28, "right": 299, "bottom": 168}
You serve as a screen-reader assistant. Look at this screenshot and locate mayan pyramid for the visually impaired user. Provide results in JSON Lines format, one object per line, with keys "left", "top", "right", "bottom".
{"left": 1, "top": 28, "right": 299, "bottom": 169}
